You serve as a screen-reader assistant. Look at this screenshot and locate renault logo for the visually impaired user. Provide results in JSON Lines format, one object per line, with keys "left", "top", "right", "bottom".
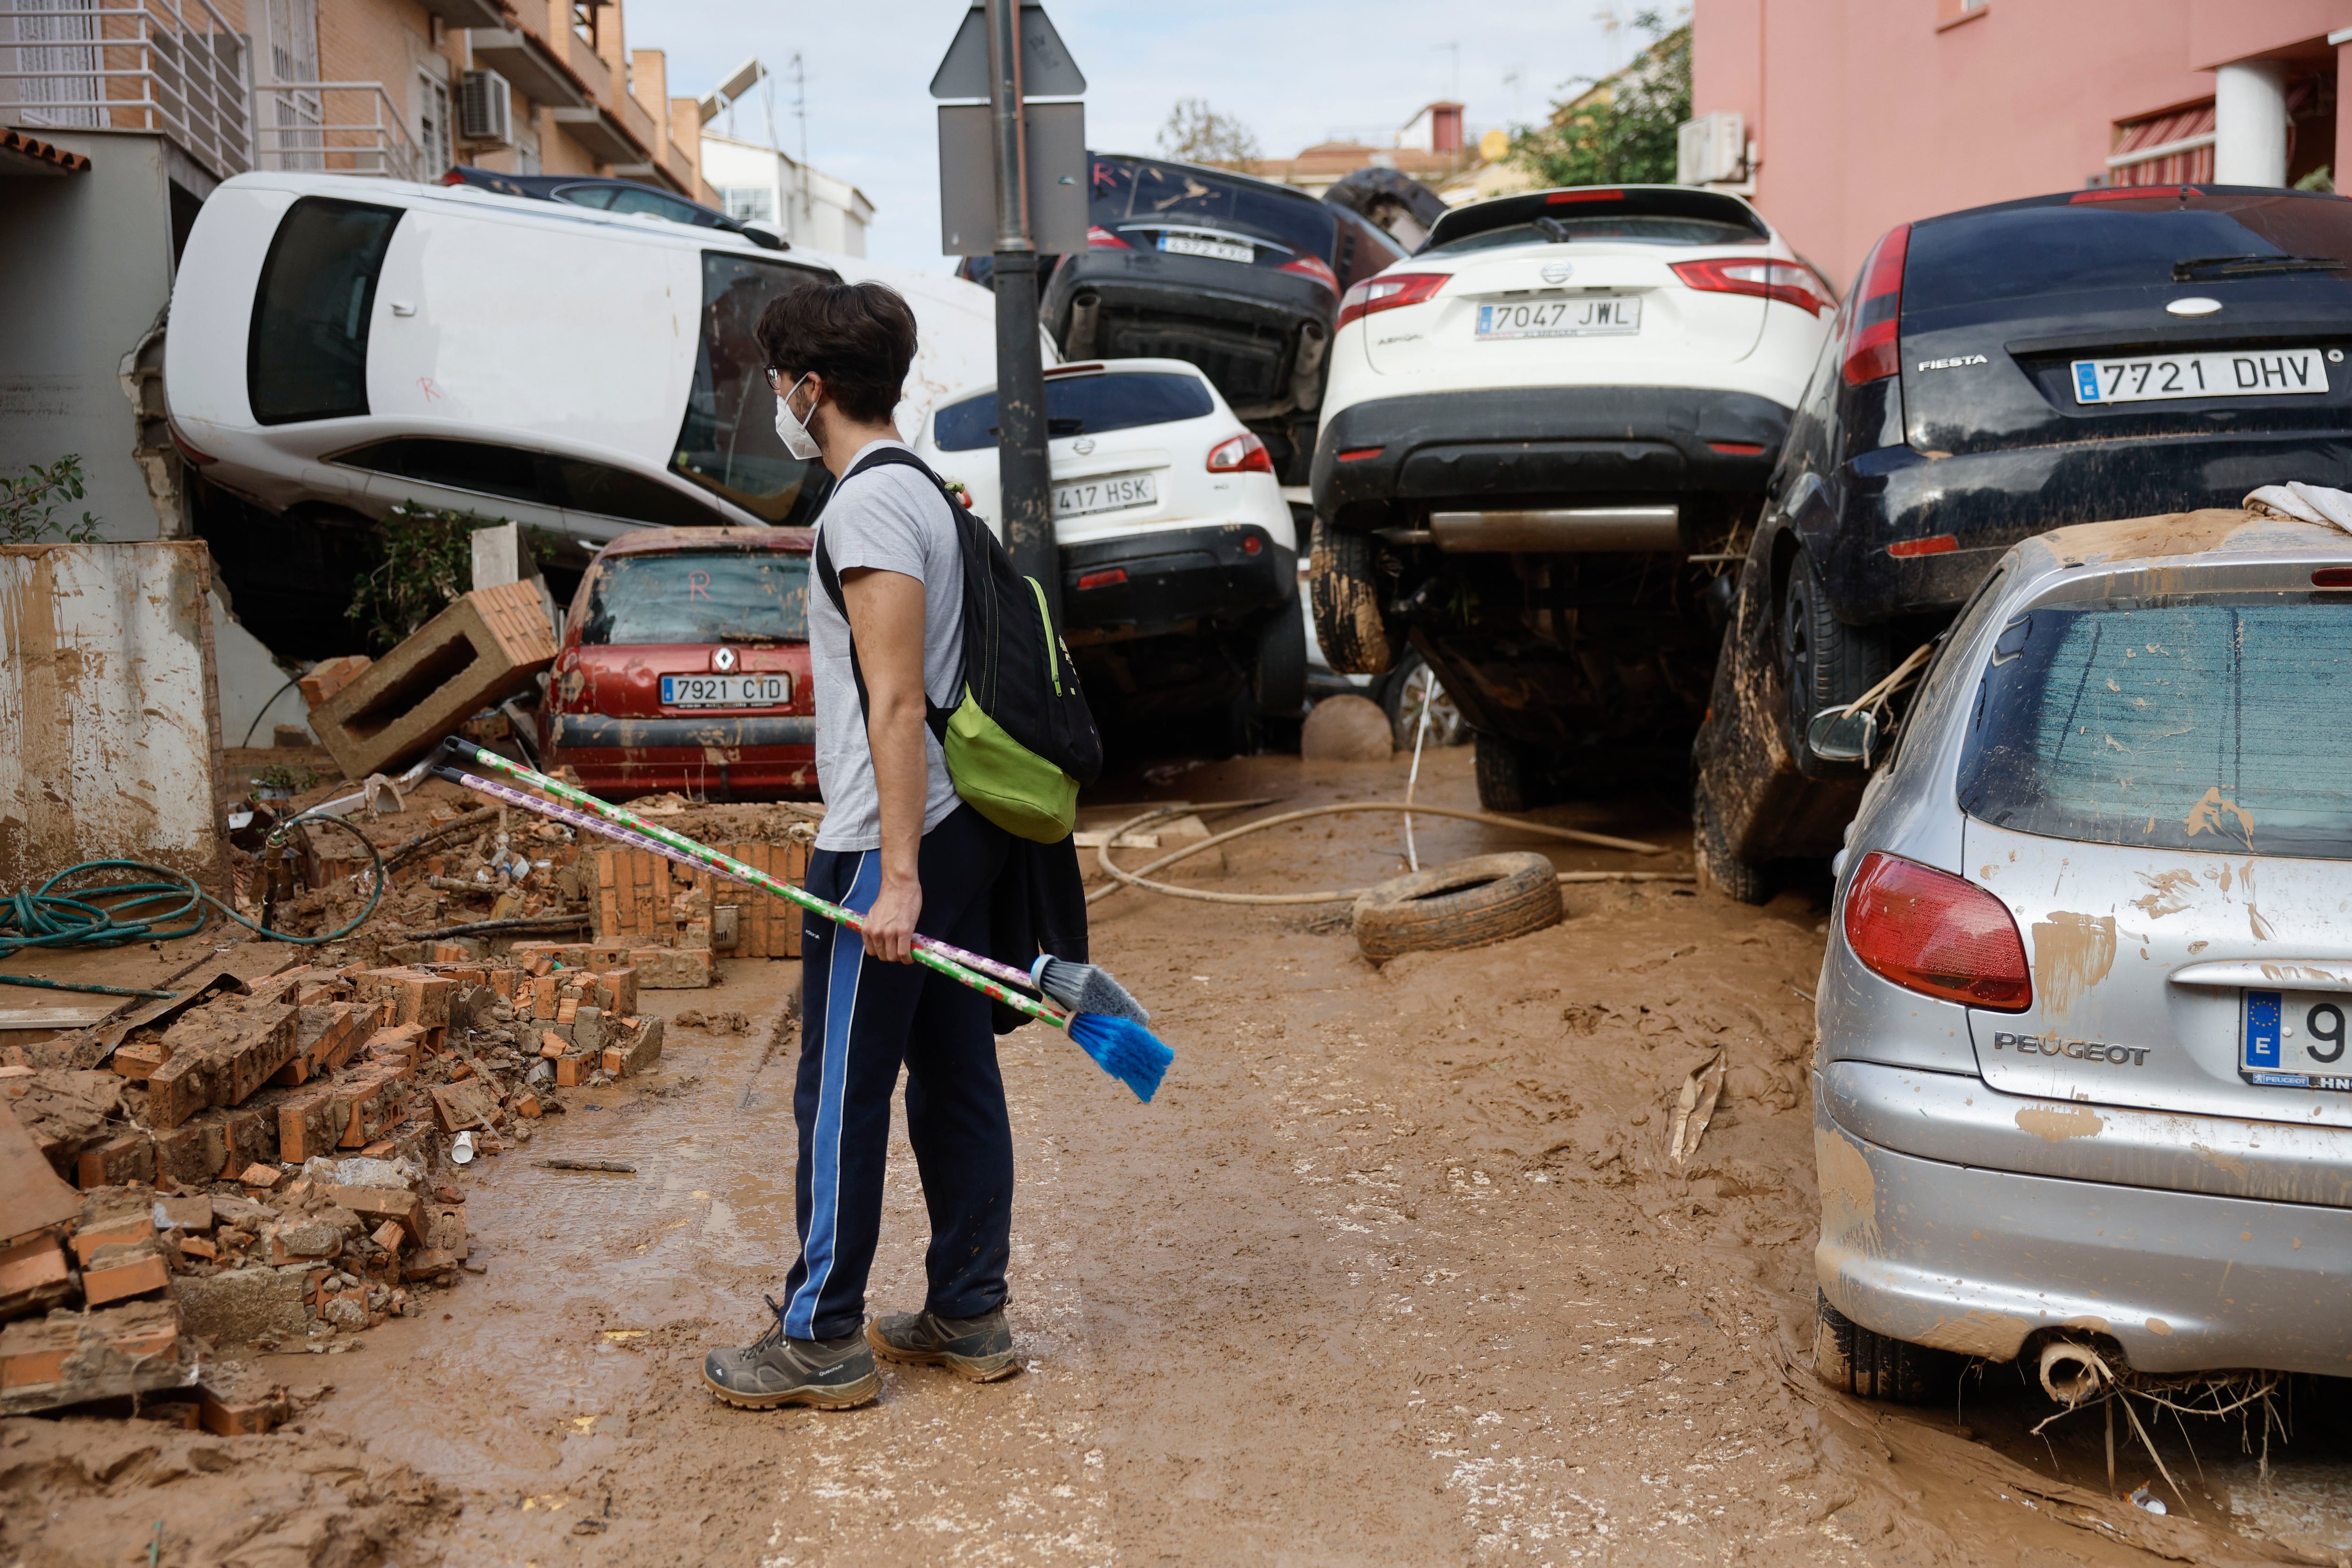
{"left": 1541, "top": 262, "right": 1574, "bottom": 284}
{"left": 712, "top": 647, "right": 738, "bottom": 672}
{"left": 1073, "top": 437, "right": 1095, "bottom": 454}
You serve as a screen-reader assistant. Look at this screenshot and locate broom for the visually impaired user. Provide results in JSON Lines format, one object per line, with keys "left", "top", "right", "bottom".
{"left": 431, "top": 740, "right": 1172, "bottom": 1101}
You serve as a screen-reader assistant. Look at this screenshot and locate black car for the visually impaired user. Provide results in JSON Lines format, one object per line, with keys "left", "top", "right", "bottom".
{"left": 1692, "top": 183, "right": 2352, "bottom": 899}
{"left": 1042, "top": 153, "right": 1361, "bottom": 486}
{"left": 438, "top": 166, "right": 785, "bottom": 249}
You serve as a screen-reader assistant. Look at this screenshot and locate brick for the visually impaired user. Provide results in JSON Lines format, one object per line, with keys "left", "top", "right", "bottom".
{"left": 509, "top": 941, "right": 591, "bottom": 968}
{"left": 156, "top": 1195, "right": 212, "bottom": 1231}
{"left": 595, "top": 967, "right": 638, "bottom": 1015}
{"left": 556, "top": 996, "right": 579, "bottom": 1025}
{"left": 405, "top": 1248, "right": 462, "bottom": 1281}
{"left": 512, "top": 1092, "right": 541, "bottom": 1119}
{"left": 489, "top": 968, "right": 519, "bottom": 1001}
{"left": 532, "top": 974, "right": 560, "bottom": 1015}
{"left": 171, "top": 1266, "right": 306, "bottom": 1344}
{"left": 370, "top": 1220, "right": 406, "bottom": 1254}
{"left": 0, "top": 1299, "right": 186, "bottom": 1413}
{"left": 588, "top": 944, "right": 628, "bottom": 971}
{"left": 273, "top": 1002, "right": 364, "bottom": 1086}
{"left": 275, "top": 1079, "right": 345, "bottom": 1165}
{"left": 216, "top": 1098, "right": 282, "bottom": 1176}
{"left": 75, "top": 1132, "right": 154, "bottom": 1190}
{"left": 148, "top": 997, "right": 301, "bottom": 1129}
{"left": 329, "top": 1184, "right": 425, "bottom": 1244}
{"left": 83, "top": 1244, "right": 171, "bottom": 1306}
{"left": 199, "top": 1384, "right": 287, "bottom": 1435}
{"left": 538, "top": 1030, "right": 567, "bottom": 1059}
{"left": 177, "top": 1234, "right": 216, "bottom": 1261}
{"left": 616, "top": 1015, "right": 664, "bottom": 1077}
{"left": 298, "top": 653, "right": 372, "bottom": 710}
{"left": 110, "top": 1039, "right": 168, "bottom": 1082}
{"left": 599, "top": 1046, "right": 624, "bottom": 1076}
{"left": 572, "top": 1006, "right": 606, "bottom": 1054}
{"left": 553, "top": 1054, "right": 591, "bottom": 1087}
{"left": 238, "top": 1162, "right": 283, "bottom": 1189}
{"left": 243, "top": 966, "right": 317, "bottom": 1006}
{"left": 311, "top": 581, "right": 556, "bottom": 778}
{"left": 152, "top": 1116, "right": 230, "bottom": 1190}
{"left": 334, "top": 1065, "right": 413, "bottom": 1149}
{"left": 263, "top": 1218, "right": 343, "bottom": 1265}
{"left": 631, "top": 946, "right": 715, "bottom": 988}
{"left": 428, "top": 1081, "right": 498, "bottom": 1136}
{"left": 0, "top": 1232, "right": 72, "bottom": 1318}
{"left": 360, "top": 1024, "right": 430, "bottom": 1074}
{"left": 352, "top": 968, "right": 453, "bottom": 1030}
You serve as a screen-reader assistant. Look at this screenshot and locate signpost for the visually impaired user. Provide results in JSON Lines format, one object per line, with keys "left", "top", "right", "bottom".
{"left": 932, "top": 0, "right": 1085, "bottom": 620}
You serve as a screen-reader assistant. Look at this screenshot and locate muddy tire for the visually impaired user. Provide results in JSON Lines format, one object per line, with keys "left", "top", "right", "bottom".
{"left": 1813, "top": 1292, "right": 1954, "bottom": 1404}
{"left": 1352, "top": 853, "right": 1564, "bottom": 961}
{"left": 1473, "top": 732, "right": 1532, "bottom": 813}
{"left": 1782, "top": 551, "right": 1890, "bottom": 746}
{"left": 1692, "top": 784, "right": 1769, "bottom": 905}
{"left": 1309, "top": 516, "right": 1392, "bottom": 676}
{"left": 1253, "top": 602, "right": 1309, "bottom": 720}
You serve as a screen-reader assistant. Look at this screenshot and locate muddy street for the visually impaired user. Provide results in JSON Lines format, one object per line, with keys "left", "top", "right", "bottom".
{"left": 11, "top": 747, "right": 2352, "bottom": 1568}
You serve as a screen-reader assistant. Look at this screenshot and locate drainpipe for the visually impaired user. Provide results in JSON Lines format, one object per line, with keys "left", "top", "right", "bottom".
{"left": 2214, "top": 59, "right": 2288, "bottom": 187}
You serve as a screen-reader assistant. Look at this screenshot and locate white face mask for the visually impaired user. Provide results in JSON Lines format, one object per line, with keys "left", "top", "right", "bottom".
{"left": 772, "top": 374, "right": 821, "bottom": 461}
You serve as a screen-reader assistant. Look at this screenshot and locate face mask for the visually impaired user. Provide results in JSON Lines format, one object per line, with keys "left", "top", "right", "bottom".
{"left": 773, "top": 374, "right": 821, "bottom": 461}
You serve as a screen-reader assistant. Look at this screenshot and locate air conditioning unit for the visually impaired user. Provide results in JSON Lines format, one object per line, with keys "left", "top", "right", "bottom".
{"left": 460, "top": 69, "right": 513, "bottom": 145}
{"left": 1676, "top": 111, "right": 1747, "bottom": 186}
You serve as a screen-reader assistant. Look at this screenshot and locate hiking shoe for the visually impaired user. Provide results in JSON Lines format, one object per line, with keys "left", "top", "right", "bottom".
{"left": 866, "top": 1307, "right": 1020, "bottom": 1382}
{"left": 702, "top": 1297, "right": 880, "bottom": 1410}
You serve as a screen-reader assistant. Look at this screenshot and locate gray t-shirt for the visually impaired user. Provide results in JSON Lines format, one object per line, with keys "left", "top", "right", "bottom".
{"left": 808, "top": 440, "right": 965, "bottom": 852}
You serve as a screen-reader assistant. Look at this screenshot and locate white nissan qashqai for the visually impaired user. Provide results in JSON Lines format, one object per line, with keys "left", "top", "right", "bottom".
{"left": 1305, "top": 184, "right": 1834, "bottom": 810}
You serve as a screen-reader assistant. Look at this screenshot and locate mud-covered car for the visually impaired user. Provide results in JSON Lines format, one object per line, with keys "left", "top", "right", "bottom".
{"left": 1692, "top": 184, "right": 2352, "bottom": 899}
{"left": 1810, "top": 501, "right": 2352, "bottom": 1398}
{"left": 1042, "top": 153, "right": 1344, "bottom": 486}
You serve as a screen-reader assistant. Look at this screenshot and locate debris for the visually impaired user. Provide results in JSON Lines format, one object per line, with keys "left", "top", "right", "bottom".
{"left": 1669, "top": 1051, "right": 1727, "bottom": 1167}
{"left": 533, "top": 1159, "right": 636, "bottom": 1173}
{"left": 1301, "top": 695, "right": 1394, "bottom": 762}
{"left": 0, "top": 1298, "right": 195, "bottom": 1414}
{"left": 2130, "top": 1486, "right": 2167, "bottom": 1515}
{"left": 311, "top": 582, "right": 557, "bottom": 780}
{"left": 450, "top": 1130, "right": 477, "bottom": 1165}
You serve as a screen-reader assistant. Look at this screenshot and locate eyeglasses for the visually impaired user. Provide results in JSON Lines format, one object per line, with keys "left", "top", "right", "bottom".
{"left": 766, "top": 368, "right": 812, "bottom": 392}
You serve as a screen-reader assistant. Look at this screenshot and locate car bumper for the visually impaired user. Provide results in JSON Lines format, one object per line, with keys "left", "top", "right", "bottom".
{"left": 542, "top": 712, "right": 817, "bottom": 800}
{"left": 1816, "top": 1067, "right": 2352, "bottom": 1377}
{"left": 1060, "top": 523, "right": 1294, "bottom": 638}
{"left": 1311, "top": 386, "right": 1789, "bottom": 527}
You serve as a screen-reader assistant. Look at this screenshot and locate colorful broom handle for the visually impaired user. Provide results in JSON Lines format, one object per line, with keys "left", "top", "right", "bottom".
{"left": 437, "top": 741, "right": 1069, "bottom": 1031}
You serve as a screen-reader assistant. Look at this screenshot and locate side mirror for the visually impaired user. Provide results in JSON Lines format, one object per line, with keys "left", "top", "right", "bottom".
{"left": 739, "top": 219, "right": 789, "bottom": 251}
{"left": 1807, "top": 707, "right": 1879, "bottom": 764}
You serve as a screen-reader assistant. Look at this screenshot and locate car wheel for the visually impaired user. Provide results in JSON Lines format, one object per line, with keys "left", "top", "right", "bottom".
{"left": 1781, "top": 551, "right": 1890, "bottom": 746}
{"left": 1473, "top": 732, "right": 1530, "bottom": 814}
{"left": 1309, "top": 516, "right": 1392, "bottom": 676}
{"left": 1382, "top": 651, "right": 1465, "bottom": 750}
{"left": 1253, "top": 602, "right": 1309, "bottom": 720}
{"left": 1692, "top": 781, "right": 1769, "bottom": 905}
{"left": 1812, "top": 1291, "right": 1954, "bottom": 1404}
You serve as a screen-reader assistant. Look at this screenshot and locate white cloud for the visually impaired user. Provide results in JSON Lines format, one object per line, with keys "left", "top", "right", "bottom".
{"left": 621, "top": 0, "right": 1618, "bottom": 271}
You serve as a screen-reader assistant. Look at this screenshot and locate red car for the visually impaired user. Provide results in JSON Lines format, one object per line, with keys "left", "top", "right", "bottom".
{"left": 543, "top": 527, "right": 816, "bottom": 800}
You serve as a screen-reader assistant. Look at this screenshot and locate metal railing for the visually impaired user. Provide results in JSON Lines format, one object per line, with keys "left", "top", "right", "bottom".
{"left": 0, "top": 0, "right": 250, "bottom": 180}
{"left": 253, "top": 79, "right": 422, "bottom": 181}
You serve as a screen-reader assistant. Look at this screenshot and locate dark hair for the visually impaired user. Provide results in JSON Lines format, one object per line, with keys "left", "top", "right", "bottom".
{"left": 755, "top": 280, "right": 918, "bottom": 425}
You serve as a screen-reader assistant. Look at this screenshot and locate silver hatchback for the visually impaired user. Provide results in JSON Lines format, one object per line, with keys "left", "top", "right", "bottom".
{"left": 1810, "top": 504, "right": 2352, "bottom": 1396}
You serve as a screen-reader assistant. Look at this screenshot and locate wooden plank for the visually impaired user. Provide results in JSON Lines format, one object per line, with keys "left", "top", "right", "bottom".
{"left": 0, "top": 1003, "right": 118, "bottom": 1028}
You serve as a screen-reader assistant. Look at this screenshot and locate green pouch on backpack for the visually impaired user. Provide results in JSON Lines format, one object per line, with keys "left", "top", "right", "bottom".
{"left": 941, "top": 689, "right": 1081, "bottom": 841}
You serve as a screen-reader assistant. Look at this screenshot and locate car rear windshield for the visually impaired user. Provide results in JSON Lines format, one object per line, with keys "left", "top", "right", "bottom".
{"left": 580, "top": 550, "right": 810, "bottom": 646}
{"left": 1421, "top": 188, "right": 1768, "bottom": 255}
{"left": 1089, "top": 155, "right": 1336, "bottom": 260}
{"left": 932, "top": 371, "right": 1215, "bottom": 451}
{"left": 1956, "top": 597, "right": 2352, "bottom": 860}
{"left": 671, "top": 253, "right": 840, "bottom": 524}
{"left": 1907, "top": 190, "right": 2352, "bottom": 310}
{"left": 248, "top": 197, "right": 402, "bottom": 425}
{"left": 1422, "top": 214, "right": 1764, "bottom": 256}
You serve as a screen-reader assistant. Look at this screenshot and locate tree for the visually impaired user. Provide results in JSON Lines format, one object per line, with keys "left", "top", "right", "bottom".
{"left": 1509, "top": 13, "right": 1691, "bottom": 188}
{"left": 1158, "top": 99, "right": 1262, "bottom": 172}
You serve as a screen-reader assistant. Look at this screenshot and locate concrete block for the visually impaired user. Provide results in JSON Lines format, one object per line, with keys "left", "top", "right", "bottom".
{"left": 311, "top": 581, "right": 556, "bottom": 778}
{"left": 171, "top": 1267, "right": 310, "bottom": 1345}
{"left": 630, "top": 947, "right": 714, "bottom": 989}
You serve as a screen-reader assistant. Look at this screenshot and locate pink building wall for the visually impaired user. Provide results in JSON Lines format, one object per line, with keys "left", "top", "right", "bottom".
{"left": 1694, "top": 0, "right": 2352, "bottom": 288}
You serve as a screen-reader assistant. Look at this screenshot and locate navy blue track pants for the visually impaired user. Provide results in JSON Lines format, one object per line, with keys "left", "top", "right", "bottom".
{"left": 779, "top": 804, "right": 1013, "bottom": 1342}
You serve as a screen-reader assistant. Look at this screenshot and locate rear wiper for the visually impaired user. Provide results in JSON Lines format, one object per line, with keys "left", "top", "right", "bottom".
{"left": 1047, "top": 417, "right": 1085, "bottom": 435}
{"left": 1533, "top": 216, "right": 1571, "bottom": 244}
{"left": 2171, "top": 254, "right": 2350, "bottom": 281}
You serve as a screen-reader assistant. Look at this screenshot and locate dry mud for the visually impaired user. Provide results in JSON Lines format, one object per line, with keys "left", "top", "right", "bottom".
{"left": 9, "top": 747, "right": 2351, "bottom": 1567}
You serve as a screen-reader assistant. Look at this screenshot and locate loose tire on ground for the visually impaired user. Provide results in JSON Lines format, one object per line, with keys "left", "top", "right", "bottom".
{"left": 1812, "top": 1291, "right": 1955, "bottom": 1404}
{"left": 1309, "top": 516, "right": 1392, "bottom": 676}
{"left": 1352, "top": 853, "right": 1565, "bottom": 962}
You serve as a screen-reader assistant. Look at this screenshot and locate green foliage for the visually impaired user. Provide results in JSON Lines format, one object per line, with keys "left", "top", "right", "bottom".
{"left": 348, "top": 501, "right": 548, "bottom": 652}
{"left": 0, "top": 455, "right": 102, "bottom": 545}
{"left": 1158, "top": 98, "right": 1262, "bottom": 171}
{"left": 1509, "top": 14, "right": 1691, "bottom": 189}
{"left": 253, "top": 763, "right": 320, "bottom": 795}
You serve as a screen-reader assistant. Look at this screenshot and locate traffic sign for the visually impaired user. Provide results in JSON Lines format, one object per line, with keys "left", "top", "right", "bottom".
{"left": 929, "top": 1, "right": 1086, "bottom": 99}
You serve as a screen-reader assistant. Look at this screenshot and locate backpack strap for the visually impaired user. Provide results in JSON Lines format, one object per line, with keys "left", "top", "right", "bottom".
{"left": 810, "top": 445, "right": 964, "bottom": 740}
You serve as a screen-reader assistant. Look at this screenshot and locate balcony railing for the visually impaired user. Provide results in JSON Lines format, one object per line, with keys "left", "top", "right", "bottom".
{"left": 253, "top": 80, "right": 423, "bottom": 181}
{"left": 0, "top": 0, "right": 250, "bottom": 181}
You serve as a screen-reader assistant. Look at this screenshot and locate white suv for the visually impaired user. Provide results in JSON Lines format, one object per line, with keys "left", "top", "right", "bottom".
{"left": 1306, "top": 185, "right": 1833, "bottom": 808}
{"left": 911, "top": 358, "right": 1304, "bottom": 745}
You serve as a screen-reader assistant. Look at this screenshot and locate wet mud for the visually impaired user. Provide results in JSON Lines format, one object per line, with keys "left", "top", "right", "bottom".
{"left": 11, "top": 746, "right": 2352, "bottom": 1565}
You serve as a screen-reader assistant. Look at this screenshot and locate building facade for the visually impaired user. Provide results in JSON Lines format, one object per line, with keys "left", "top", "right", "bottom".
{"left": 699, "top": 131, "right": 872, "bottom": 257}
{"left": 1692, "top": 0, "right": 2352, "bottom": 287}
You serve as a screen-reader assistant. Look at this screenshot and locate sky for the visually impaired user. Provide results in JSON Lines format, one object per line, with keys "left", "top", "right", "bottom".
{"left": 625, "top": 0, "right": 1632, "bottom": 274}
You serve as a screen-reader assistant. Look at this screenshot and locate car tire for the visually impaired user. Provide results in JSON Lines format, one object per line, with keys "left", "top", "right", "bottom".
{"left": 1253, "top": 602, "right": 1309, "bottom": 720}
{"left": 1309, "top": 517, "right": 1392, "bottom": 676}
{"left": 1692, "top": 782, "right": 1769, "bottom": 905}
{"left": 1352, "top": 853, "right": 1565, "bottom": 961}
{"left": 1382, "top": 651, "right": 1466, "bottom": 750}
{"left": 1782, "top": 551, "right": 1890, "bottom": 746}
{"left": 1812, "top": 1291, "right": 1954, "bottom": 1404}
{"left": 1473, "top": 732, "right": 1533, "bottom": 814}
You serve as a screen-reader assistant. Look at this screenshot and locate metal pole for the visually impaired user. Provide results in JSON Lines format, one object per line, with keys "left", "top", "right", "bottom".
{"left": 984, "top": 0, "right": 1058, "bottom": 620}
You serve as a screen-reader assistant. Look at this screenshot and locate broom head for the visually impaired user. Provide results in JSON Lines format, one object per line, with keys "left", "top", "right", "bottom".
{"left": 1068, "top": 1012, "right": 1172, "bottom": 1103}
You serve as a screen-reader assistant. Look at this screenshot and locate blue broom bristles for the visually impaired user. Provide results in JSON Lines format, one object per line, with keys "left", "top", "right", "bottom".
{"left": 1067, "top": 1011, "right": 1173, "bottom": 1103}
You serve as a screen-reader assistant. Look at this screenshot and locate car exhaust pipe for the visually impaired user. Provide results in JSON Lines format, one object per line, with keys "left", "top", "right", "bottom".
{"left": 1430, "top": 505, "right": 1681, "bottom": 553}
{"left": 1289, "top": 321, "right": 1329, "bottom": 411}
{"left": 1066, "top": 292, "right": 1102, "bottom": 358}
{"left": 2036, "top": 1339, "right": 2116, "bottom": 1406}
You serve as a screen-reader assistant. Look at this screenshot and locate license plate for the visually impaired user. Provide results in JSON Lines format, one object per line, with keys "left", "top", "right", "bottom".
{"left": 1054, "top": 472, "right": 1157, "bottom": 519}
{"left": 1158, "top": 233, "right": 1254, "bottom": 264}
{"left": 2071, "top": 348, "right": 2329, "bottom": 404}
{"left": 660, "top": 673, "right": 791, "bottom": 708}
{"left": 1476, "top": 296, "right": 1642, "bottom": 340}
{"left": 2240, "top": 988, "right": 2352, "bottom": 1090}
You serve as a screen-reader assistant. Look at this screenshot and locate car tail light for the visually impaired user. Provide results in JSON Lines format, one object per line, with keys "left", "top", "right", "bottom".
{"left": 1279, "top": 255, "right": 1339, "bottom": 293}
{"left": 1076, "top": 567, "right": 1127, "bottom": 591}
{"left": 437, "top": 168, "right": 466, "bottom": 186}
{"left": 1207, "top": 431, "right": 1273, "bottom": 474}
{"left": 1843, "top": 851, "right": 2032, "bottom": 1011}
{"left": 167, "top": 421, "right": 215, "bottom": 465}
{"left": 1087, "top": 225, "right": 1132, "bottom": 250}
{"left": 1044, "top": 361, "right": 1106, "bottom": 376}
{"left": 1839, "top": 223, "right": 1910, "bottom": 386}
{"left": 1886, "top": 534, "right": 1957, "bottom": 558}
{"left": 1671, "top": 256, "right": 1833, "bottom": 318}
{"left": 2315, "top": 566, "right": 2352, "bottom": 587}
{"left": 1336, "top": 271, "right": 1447, "bottom": 332}
{"left": 1546, "top": 188, "right": 1623, "bottom": 204}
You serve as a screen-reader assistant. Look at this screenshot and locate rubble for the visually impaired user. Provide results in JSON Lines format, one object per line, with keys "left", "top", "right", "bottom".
{"left": 308, "top": 581, "right": 557, "bottom": 780}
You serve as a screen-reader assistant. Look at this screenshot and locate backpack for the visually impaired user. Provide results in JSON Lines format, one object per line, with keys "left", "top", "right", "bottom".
{"left": 813, "top": 445, "right": 1102, "bottom": 843}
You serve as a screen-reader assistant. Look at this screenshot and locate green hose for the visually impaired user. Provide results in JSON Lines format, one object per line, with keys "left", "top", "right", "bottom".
{"left": 0, "top": 811, "right": 388, "bottom": 959}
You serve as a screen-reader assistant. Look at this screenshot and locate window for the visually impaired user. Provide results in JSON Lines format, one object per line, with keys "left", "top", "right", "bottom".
{"left": 417, "top": 73, "right": 451, "bottom": 178}
{"left": 933, "top": 371, "right": 1216, "bottom": 452}
{"left": 581, "top": 550, "right": 810, "bottom": 645}
{"left": 547, "top": 455, "right": 717, "bottom": 528}
{"left": 1088, "top": 155, "right": 1337, "bottom": 264}
{"left": 722, "top": 186, "right": 777, "bottom": 223}
{"left": 600, "top": 185, "right": 711, "bottom": 225}
{"left": 247, "top": 197, "right": 402, "bottom": 425}
{"left": 1956, "top": 597, "right": 2352, "bottom": 860}
{"left": 671, "top": 252, "right": 840, "bottom": 523}
{"left": 334, "top": 439, "right": 722, "bottom": 527}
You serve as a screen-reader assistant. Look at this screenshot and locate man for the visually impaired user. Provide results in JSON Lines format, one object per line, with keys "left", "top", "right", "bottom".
{"left": 703, "top": 281, "right": 1020, "bottom": 1410}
